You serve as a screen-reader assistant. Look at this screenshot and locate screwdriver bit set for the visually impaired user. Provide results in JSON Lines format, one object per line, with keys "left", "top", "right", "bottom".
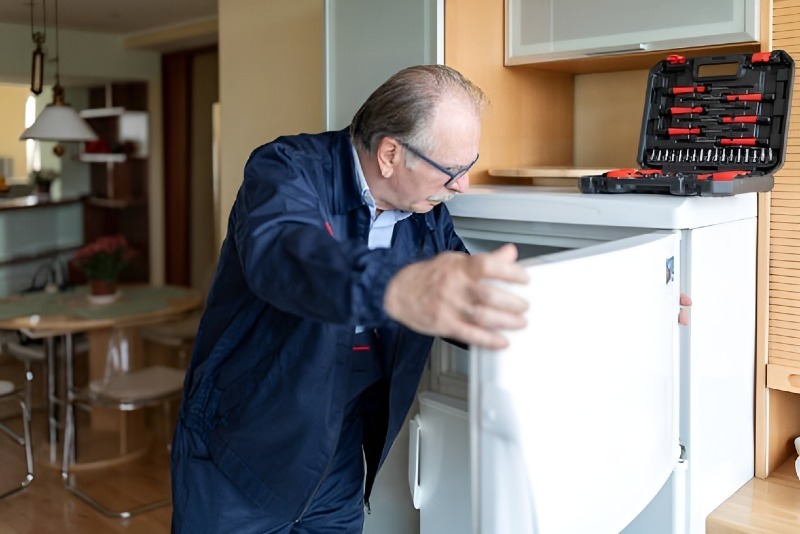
{"left": 580, "top": 50, "right": 794, "bottom": 196}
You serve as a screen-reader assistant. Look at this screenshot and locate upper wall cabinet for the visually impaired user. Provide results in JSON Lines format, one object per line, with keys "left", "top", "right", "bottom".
{"left": 506, "top": 0, "right": 759, "bottom": 65}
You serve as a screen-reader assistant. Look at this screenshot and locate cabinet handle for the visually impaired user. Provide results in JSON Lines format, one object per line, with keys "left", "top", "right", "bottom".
{"left": 408, "top": 414, "right": 422, "bottom": 509}
{"left": 787, "top": 374, "right": 800, "bottom": 388}
{"left": 585, "top": 44, "right": 647, "bottom": 56}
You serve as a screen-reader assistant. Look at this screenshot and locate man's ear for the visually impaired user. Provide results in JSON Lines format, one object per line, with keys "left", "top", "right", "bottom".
{"left": 376, "top": 137, "right": 402, "bottom": 178}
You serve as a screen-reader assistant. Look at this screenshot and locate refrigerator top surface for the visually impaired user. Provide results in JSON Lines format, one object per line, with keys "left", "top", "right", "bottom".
{"left": 445, "top": 186, "right": 757, "bottom": 229}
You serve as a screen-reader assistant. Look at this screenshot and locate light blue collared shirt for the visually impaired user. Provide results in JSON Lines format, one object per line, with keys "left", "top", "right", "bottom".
{"left": 351, "top": 145, "right": 411, "bottom": 249}
{"left": 352, "top": 145, "right": 411, "bottom": 332}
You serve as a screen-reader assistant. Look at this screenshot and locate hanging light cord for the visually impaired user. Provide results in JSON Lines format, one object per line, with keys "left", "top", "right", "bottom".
{"left": 53, "top": 0, "right": 60, "bottom": 86}
{"left": 30, "top": 0, "right": 46, "bottom": 44}
{"left": 50, "top": 0, "right": 66, "bottom": 104}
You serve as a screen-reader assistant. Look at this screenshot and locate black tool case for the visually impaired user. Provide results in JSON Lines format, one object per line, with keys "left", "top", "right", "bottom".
{"left": 579, "top": 50, "right": 794, "bottom": 196}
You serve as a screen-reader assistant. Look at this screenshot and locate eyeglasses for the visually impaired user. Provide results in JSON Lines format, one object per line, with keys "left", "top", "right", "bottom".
{"left": 399, "top": 141, "right": 479, "bottom": 187}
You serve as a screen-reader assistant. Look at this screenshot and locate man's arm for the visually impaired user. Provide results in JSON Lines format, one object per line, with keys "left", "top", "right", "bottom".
{"left": 384, "top": 243, "right": 529, "bottom": 350}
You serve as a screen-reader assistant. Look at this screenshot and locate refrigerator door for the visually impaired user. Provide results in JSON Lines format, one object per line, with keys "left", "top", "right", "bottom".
{"left": 470, "top": 232, "right": 681, "bottom": 534}
{"left": 410, "top": 393, "right": 472, "bottom": 534}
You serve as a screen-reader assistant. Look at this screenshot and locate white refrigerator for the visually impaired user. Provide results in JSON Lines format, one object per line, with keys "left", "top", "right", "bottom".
{"left": 410, "top": 185, "right": 756, "bottom": 534}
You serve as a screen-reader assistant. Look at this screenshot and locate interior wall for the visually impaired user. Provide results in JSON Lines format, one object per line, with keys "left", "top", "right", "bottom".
{"left": 0, "top": 22, "right": 160, "bottom": 85}
{"left": 573, "top": 70, "right": 650, "bottom": 168}
{"left": 444, "top": 0, "right": 574, "bottom": 183}
{"left": 0, "top": 84, "right": 30, "bottom": 181}
{"left": 217, "top": 0, "right": 324, "bottom": 244}
{"left": 0, "top": 21, "right": 165, "bottom": 285}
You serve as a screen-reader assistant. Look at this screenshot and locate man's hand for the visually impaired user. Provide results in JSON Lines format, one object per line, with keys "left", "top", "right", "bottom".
{"left": 678, "top": 293, "right": 692, "bottom": 326}
{"left": 385, "top": 243, "right": 529, "bottom": 350}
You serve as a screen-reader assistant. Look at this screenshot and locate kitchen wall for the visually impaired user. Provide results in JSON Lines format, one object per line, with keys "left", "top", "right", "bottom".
{"left": 0, "top": 22, "right": 160, "bottom": 84}
{"left": 443, "top": 0, "right": 574, "bottom": 179}
{"left": 0, "top": 21, "right": 164, "bottom": 283}
{"left": 0, "top": 84, "right": 29, "bottom": 181}
{"left": 217, "top": 0, "right": 324, "bottom": 242}
{"left": 574, "top": 70, "right": 650, "bottom": 168}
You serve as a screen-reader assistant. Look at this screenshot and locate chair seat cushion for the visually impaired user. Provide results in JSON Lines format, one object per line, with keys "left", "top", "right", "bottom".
{"left": 0, "top": 380, "right": 15, "bottom": 397}
{"left": 140, "top": 313, "right": 201, "bottom": 345}
{"left": 88, "top": 365, "right": 185, "bottom": 403}
{"left": 6, "top": 341, "right": 46, "bottom": 362}
{"left": 6, "top": 334, "right": 89, "bottom": 363}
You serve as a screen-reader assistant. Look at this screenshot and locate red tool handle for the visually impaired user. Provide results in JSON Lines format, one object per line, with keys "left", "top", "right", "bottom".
{"left": 604, "top": 169, "right": 663, "bottom": 179}
{"left": 751, "top": 51, "right": 777, "bottom": 64}
{"left": 605, "top": 168, "right": 638, "bottom": 178}
{"left": 723, "top": 93, "right": 774, "bottom": 102}
{"left": 664, "top": 106, "right": 705, "bottom": 116}
{"left": 669, "top": 86, "right": 708, "bottom": 95}
{"left": 666, "top": 127, "right": 701, "bottom": 136}
{"left": 718, "top": 137, "right": 763, "bottom": 146}
{"left": 697, "top": 170, "right": 751, "bottom": 181}
{"left": 720, "top": 115, "right": 770, "bottom": 124}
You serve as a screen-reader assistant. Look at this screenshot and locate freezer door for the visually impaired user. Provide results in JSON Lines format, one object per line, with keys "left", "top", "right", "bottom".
{"left": 470, "top": 232, "right": 681, "bottom": 534}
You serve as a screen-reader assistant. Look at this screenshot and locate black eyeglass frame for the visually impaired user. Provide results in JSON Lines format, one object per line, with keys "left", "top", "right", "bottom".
{"left": 399, "top": 141, "right": 479, "bottom": 187}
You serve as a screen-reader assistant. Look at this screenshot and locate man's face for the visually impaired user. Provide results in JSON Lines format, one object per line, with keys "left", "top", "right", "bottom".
{"left": 382, "top": 95, "right": 481, "bottom": 213}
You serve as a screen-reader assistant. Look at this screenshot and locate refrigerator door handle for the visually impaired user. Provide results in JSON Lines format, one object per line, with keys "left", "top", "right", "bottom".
{"left": 408, "top": 414, "right": 422, "bottom": 509}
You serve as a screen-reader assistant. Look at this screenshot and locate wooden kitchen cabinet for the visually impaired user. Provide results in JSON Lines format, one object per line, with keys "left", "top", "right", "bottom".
{"left": 506, "top": 0, "right": 758, "bottom": 65}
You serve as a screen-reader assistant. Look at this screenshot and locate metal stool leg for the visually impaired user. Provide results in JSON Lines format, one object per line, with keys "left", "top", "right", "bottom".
{"left": 8, "top": 334, "right": 64, "bottom": 465}
{"left": 0, "top": 392, "right": 34, "bottom": 499}
{"left": 63, "top": 334, "right": 76, "bottom": 467}
{"left": 46, "top": 335, "right": 60, "bottom": 464}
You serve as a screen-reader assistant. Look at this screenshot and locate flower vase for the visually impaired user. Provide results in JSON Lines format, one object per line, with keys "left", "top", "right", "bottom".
{"left": 88, "top": 279, "right": 120, "bottom": 304}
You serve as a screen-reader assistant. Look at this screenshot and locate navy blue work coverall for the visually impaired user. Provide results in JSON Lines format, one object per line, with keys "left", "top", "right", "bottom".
{"left": 171, "top": 128, "right": 467, "bottom": 531}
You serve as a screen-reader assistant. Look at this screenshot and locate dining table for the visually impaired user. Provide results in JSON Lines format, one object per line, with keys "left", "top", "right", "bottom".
{"left": 0, "top": 284, "right": 202, "bottom": 468}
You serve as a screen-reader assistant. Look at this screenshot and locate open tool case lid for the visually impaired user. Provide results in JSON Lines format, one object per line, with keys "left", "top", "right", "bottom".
{"left": 580, "top": 50, "right": 794, "bottom": 196}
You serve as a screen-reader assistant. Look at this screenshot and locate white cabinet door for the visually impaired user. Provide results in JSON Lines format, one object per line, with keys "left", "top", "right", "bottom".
{"left": 471, "top": 231, "right": 682, "bottom": 534}
{"left": 506, "top": 0, "right": 759, "bottom": 65}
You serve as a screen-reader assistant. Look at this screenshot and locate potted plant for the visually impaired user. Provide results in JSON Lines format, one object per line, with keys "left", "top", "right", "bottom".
{"left": 71, "top": 235, "right": 136, "bottom": 297}
{"left": 30, "top": 168, "right": 59, "bottom": 195}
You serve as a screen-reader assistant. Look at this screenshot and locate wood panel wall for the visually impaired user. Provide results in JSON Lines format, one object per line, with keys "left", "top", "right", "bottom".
{"left": 444, "top": 0, "right": 575, "bottom": 184}
{"left": 772, "top": 1, "right": 800, "bottom": 361}
{"left": 757, "top": 0, "right": 800, "bottom": 477}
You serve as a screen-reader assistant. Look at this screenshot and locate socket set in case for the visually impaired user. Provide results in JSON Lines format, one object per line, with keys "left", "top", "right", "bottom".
{"left": 580, "top": 50, "right": 794, "bottom": 196}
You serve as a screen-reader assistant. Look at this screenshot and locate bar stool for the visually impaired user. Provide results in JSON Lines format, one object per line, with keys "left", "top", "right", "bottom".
{"left": 6, "top": 338, "right": 56, "bottom": 455}
{"left": 0, "top": 379, "right": 34, "bottom": 499}
{"left": 139, "top": 311, "right": 200, "bottom": 368}
{"left": 139, "top": 262, "right": 212, "bottom": 368}
{"left": 60, "top": 329, "right": 185, "bottom": 518}
{"left": 6, "top": 333, "right": 89, "bottom": 464}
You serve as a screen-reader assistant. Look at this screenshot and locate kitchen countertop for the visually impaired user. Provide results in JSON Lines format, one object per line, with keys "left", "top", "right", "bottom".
{"left": 0, "top": 185, "right": 81, "bottom": 211}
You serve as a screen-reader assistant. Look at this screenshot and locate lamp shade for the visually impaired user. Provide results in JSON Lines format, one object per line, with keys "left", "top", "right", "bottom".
{"left": 20, "top": 102, "right": 98, "bottom": 142}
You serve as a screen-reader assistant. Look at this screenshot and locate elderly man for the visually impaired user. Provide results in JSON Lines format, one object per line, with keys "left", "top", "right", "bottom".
{"left": 170, "top": 64, "right": 529, "bottom": 533}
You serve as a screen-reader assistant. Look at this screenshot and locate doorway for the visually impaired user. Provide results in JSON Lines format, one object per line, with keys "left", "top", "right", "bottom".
{"left": 162, "top": 46, "right": 219, "bottom": 288}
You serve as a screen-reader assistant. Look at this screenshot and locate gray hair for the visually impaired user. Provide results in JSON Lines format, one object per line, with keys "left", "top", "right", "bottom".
{"left": 349, "top": 64, "right": 486, "bottom": 155}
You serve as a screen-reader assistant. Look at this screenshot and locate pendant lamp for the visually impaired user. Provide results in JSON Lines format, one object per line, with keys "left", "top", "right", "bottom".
{"left": 19, "top": 0, "right": 97, "bottom": 156}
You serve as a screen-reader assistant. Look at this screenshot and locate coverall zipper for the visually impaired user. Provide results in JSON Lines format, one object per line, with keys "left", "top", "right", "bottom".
{"left": 294, "top": 435, "right": 338, "bottom": 523}
{"left": 297, "top": 220, "right": 431, "bottom": 522}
